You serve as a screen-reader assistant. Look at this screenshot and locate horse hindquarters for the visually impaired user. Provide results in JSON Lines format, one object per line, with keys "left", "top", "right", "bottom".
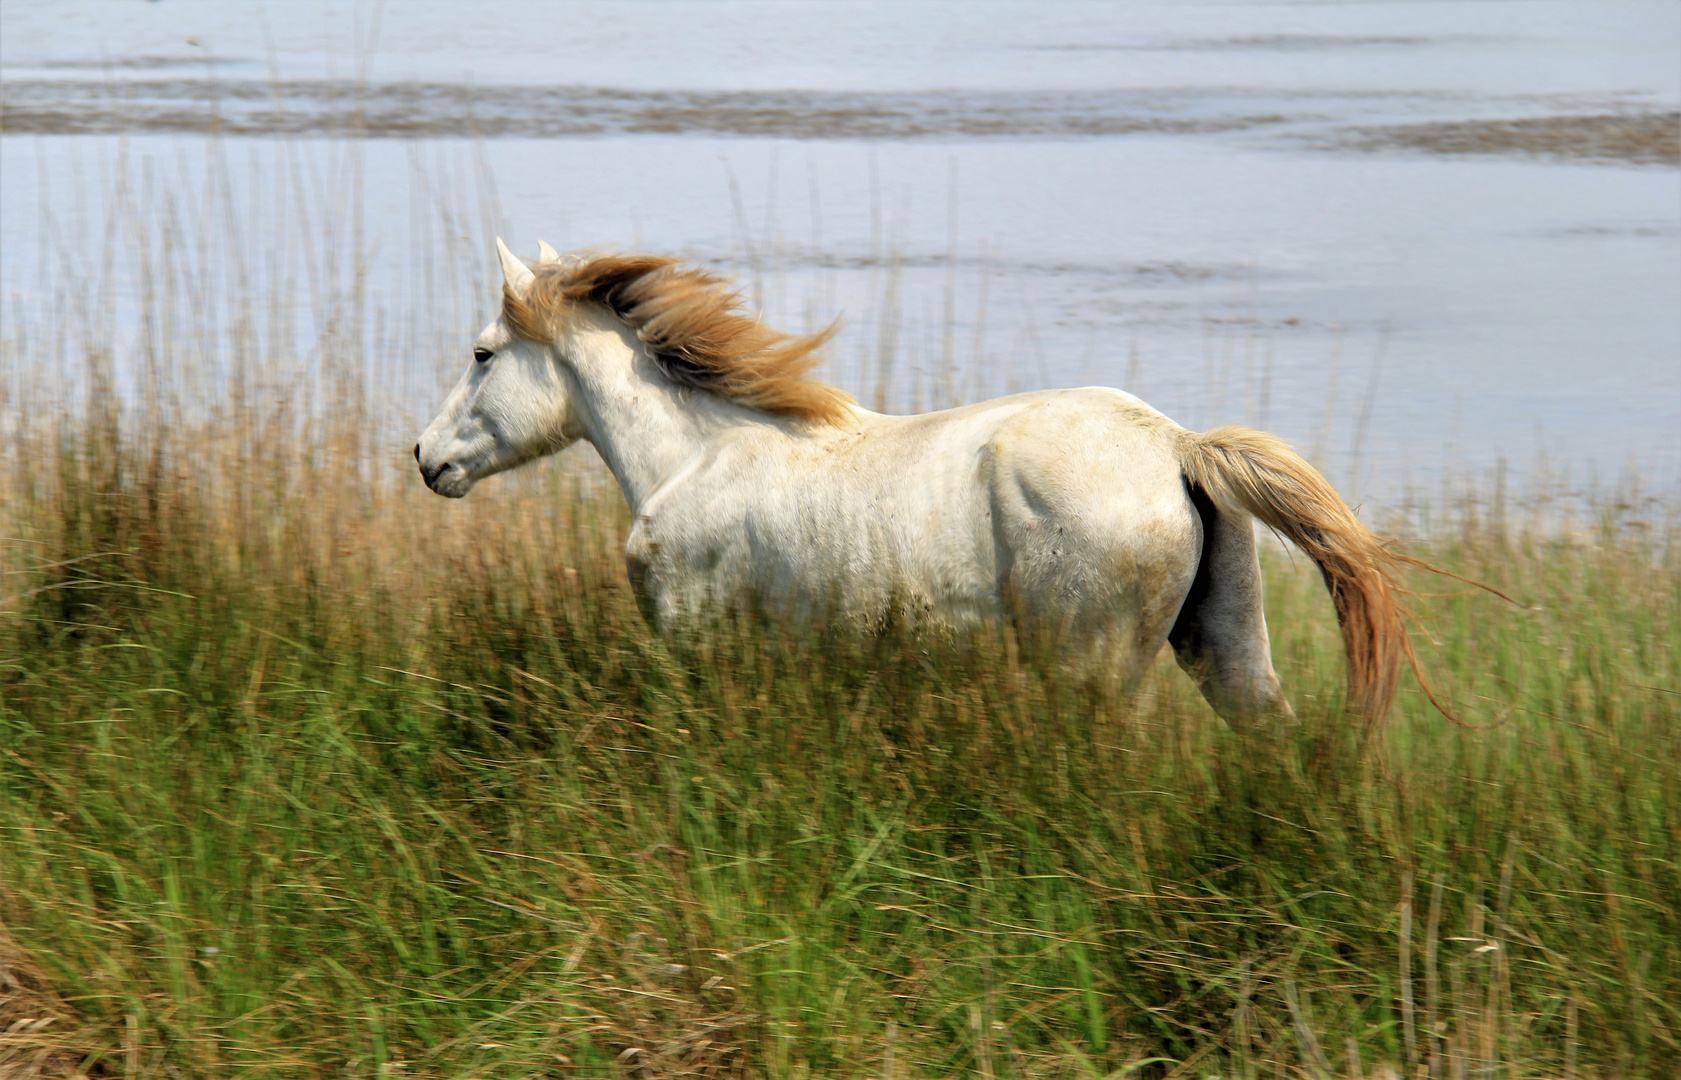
{"left": 979, "top": 419, "right": 1200, "bottom": 685}
{"left": 1167, "top": 484, "right": 1296, "bottom": 726}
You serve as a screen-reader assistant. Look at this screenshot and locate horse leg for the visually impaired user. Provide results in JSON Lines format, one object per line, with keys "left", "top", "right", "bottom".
{"left": 1168, "top": 486, "right": 1297, "bottom": 726}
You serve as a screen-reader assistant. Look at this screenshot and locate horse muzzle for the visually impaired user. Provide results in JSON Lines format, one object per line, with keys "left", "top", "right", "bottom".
{"left": 415, "top": 443, "right": 474, "bottom": 498}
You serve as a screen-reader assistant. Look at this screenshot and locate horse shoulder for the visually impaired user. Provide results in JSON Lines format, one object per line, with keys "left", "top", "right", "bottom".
{"left": 622, "top": 441, "right": 762, "bottom": 620}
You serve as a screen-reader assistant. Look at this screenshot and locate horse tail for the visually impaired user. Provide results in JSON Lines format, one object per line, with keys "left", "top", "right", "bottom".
{"left": 1175, "top": 425, "right": 1408, "bottom": 729}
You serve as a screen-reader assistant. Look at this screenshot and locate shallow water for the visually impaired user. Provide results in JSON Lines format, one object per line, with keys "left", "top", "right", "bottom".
{"left": 3, "top": 0, "right": 1677, "bottom": 496}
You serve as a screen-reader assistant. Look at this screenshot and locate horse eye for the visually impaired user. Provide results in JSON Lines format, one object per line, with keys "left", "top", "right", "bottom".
{"left": 473, "top": 347, "right": 493, "bottom": 363}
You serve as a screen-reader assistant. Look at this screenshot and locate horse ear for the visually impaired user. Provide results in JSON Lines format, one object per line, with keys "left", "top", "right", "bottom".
{"left": 496, "top": 236, "right": 535, "bottom": 295}
{"left": 536, "top": 240, "right": 561, "bottom": 265}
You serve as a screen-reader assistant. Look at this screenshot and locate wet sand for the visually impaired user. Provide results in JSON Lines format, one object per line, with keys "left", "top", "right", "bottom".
{"left": 0, "top": 78, "right": 1298, "bottom": 140}
{"left": 1341, "top": 111, "right": 1680, "bottom": 166}
{"left": 5, "top": 78, "right": 1674, "bottom": 172}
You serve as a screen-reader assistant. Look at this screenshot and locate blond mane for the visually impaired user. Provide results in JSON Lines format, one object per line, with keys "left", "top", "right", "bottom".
{"left": 502, "top": 254, "right": 854, "bottom": 426}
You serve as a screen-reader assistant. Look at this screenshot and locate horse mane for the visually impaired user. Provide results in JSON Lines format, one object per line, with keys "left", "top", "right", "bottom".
{"left": 502, "top": 253, "right": 855, "bottom": 426}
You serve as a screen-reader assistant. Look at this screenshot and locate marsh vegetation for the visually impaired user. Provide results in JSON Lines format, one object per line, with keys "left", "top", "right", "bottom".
{"left": 1, "top": 129, "right": 1676, "bottom": 1079}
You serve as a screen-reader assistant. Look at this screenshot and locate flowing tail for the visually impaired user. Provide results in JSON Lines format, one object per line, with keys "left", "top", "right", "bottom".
{"left": 1176, "top": 425, "right": 1414, "bottom": 728}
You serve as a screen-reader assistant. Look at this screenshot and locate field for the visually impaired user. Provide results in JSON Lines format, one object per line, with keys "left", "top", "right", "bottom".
{"left": 1, "top": 144, "right": 1677, "bottom": 1079}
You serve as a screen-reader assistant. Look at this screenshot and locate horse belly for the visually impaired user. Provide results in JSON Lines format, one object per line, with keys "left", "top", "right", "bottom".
{"left": 744, "top": 475, "right": 999, "bottom": 627}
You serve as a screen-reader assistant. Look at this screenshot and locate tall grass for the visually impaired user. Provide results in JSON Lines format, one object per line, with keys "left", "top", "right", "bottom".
{"left": 1, "top": 138, "right": 1677, "bottom": 1079}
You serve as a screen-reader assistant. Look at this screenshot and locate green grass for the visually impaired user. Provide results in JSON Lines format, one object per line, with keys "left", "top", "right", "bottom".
{"left": 2, "top": 131, "right": 1676, "bottom": 1077}
{"left": 1, "top": 430, "right": 1676, "bottom": 1078}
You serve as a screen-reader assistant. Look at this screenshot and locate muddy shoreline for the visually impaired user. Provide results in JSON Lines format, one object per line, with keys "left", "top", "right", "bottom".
{"left": 1340, "top": 111, "right": 1680, "bottom": 166}
{"left": 4, "top": 77, "right": 1675, "bottom": 168}
{"left": 0, "top": 79, "right": 1293, "bottom": 140}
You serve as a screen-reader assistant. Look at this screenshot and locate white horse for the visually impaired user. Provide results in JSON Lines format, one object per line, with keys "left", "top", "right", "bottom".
{"left": 418, "top": 240, "right": 1427, "bottom": 728}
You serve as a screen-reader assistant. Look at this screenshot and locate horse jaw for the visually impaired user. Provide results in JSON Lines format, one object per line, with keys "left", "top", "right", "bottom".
{"left": 416, "top": 331, "right": 577, "bottom": 498}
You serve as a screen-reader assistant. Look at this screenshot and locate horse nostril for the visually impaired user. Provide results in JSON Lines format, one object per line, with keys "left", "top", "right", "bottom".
{"left": 414, "top": 443, "right": 421, "bottom": 463}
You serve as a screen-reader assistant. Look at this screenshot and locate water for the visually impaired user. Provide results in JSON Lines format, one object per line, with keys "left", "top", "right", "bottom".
{"left": 4, "top": 0, "right": 1677, "bottom": 497}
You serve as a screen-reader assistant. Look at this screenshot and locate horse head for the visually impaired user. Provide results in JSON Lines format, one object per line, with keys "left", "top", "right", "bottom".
{"left": 415, "top": 238, "right": 581, "bottom": 497}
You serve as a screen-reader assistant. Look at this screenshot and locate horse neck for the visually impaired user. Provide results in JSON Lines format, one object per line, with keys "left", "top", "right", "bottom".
{"left": 563, "top": 323, "right": 723, "bottom": 514}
